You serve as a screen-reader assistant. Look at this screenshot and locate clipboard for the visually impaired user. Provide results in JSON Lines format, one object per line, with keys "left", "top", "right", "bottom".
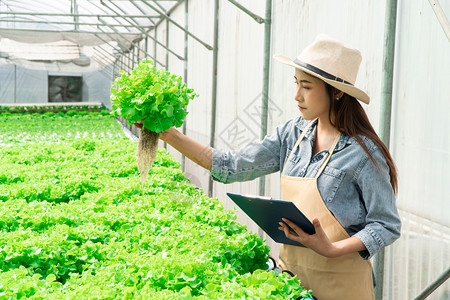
{"left": 226, "top": 192, "right": 315, "bottom": 247}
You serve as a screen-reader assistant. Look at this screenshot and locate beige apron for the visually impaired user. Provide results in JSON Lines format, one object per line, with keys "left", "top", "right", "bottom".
{"left": 278, "top": 121, "right": 374, "bottom": 300}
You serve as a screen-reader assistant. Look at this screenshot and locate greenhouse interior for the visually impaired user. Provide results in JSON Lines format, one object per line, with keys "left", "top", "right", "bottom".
{"left": 1, "top": 0, "right": 449, "bottom": 299}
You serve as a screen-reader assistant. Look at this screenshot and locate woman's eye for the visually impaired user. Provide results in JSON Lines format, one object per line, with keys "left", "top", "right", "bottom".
{"left": 293, "top": 81, "right": 310, "bottom": 89}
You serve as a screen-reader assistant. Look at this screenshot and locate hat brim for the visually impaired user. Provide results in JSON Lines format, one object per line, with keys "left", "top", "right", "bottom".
{"left": 273, "top": 54, "right": 370, "bottom": 104}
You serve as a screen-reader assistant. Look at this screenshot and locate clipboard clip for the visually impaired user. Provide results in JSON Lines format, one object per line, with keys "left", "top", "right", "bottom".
{"left": 244, "top": 194, "right": 272, "bottom": 201}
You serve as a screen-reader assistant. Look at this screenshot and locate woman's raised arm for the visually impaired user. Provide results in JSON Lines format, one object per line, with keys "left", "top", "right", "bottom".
{"left": 134, "top": 121, "right": 212, "bottom": 171}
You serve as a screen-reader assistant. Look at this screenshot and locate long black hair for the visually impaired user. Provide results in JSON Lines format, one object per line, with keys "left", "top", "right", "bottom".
{"left": 325, "top": 83, "right": 398, "bottom": 194}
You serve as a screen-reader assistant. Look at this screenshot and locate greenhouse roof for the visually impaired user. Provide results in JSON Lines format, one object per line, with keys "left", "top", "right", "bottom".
{"left": 0, "top": 0, "right": 183, "bottom": 68}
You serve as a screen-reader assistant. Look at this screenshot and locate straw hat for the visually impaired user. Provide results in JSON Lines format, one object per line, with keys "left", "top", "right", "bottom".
{"left": 273, "top": 34, "right": 370, "bottom": 104}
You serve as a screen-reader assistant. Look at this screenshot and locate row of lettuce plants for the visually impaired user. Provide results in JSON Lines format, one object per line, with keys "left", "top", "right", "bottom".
{"left": 0, "top": 104, "right": 105, "bottom": 114}
{"left": 0, "top": 112, "right": 312, "bottom": 299}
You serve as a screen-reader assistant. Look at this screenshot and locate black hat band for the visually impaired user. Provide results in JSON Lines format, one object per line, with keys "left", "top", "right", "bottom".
{"left": 293, "top": 59, "right": 353, "bottom": 86}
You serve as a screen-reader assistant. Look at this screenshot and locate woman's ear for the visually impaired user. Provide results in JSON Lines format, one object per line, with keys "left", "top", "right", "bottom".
{"left": 334, "top": 89, "right": 344, "bottom": 100}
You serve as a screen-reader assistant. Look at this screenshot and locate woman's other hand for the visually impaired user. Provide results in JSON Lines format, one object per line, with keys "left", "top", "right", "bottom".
{"left": 278, "top": 217, "right": 367, "bottom": 258}
{"left": 279, "top": 217, "right": 337, "bottom": 257}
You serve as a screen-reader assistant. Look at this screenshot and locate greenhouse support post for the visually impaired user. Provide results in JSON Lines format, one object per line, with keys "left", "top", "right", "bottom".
{"left": 115, "top": 57, "right": 120, "bottom": 79}
{"left": 164, "top": 18, "right": 170, "bottom": 150}
{"left": 110, "top": 63, "right": 115, "bottom": 79}
{"left": 259, "top": 0, "right": 272, "bottom": 197}
{"left": 144, "top": 37, "right": 147, "bottom": 61}
{"left": 154, "top": 25, "right": 157, "bottom": 66}
{"left": 14, "top": 64, "right": 16, "bottom": 103}
{"left": 208, "top": 0, "right": 220, "bottom": 198}
{"left": 165, "top": 18, "right": 169, "bottom": 70}
{"left": 137, "top": 43, "right": 141, "bottom": 62}
{"left": 71, "top": 0, "right": 79, "bottom": 31}
{"left": 379, "top": 0, "right": 398, "bottom": 149}
{"left": 181, "top": 0, "right": 188, "bottom": 173}
{"left": 376, "top": 0, "right": 398, "bottom": 299}
{"left": 128, "top": 52, "right": 132, "bottom": 72}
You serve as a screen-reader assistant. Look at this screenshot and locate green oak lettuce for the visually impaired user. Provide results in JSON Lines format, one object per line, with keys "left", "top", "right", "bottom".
{"left": 110, "top": 60, "right": 198, "bottom": 188}
{"left": 111, "top": 60, "right": 197, "bottom": 133}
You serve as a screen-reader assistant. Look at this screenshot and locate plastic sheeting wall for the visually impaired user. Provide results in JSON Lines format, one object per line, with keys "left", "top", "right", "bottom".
{"left": 0, "top": 64, "right": 47, "bottom": 102}
{"left": 0, "top": 64, "right": 113, "bottom": 106}
{"left": 123, "top": 0, "right": 450, "bottom": 298}
{"left": 83, "top": 68, "right": 115, "bottom": 109}
{"left": 386, "top": 0, "right": 450, "bottom": 298}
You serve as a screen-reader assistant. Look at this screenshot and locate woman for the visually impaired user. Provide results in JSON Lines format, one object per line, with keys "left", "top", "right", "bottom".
{"left": 141, "top": 34, "right": 401, "bottom": 299}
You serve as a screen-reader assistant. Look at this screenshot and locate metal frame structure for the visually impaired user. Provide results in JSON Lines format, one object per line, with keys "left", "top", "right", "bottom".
{"left": 0, "top": 0, "right": 210, "bottom": 73}
{"left": 0, "top": 1, "right": 448, "bottom": 298}
{"left": 414, "top": 267, "right": 450, "bottom": 300}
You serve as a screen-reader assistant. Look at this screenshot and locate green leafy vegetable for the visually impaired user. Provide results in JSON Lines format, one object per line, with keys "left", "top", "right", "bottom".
{"left": 110, "top": 60, "right": 198, "bottom": 188}
{"left": 111, "top": 60, "right": 198, "bottom": 133}
{"left": 0, "top": 112, "right": 313, "bottom": 299}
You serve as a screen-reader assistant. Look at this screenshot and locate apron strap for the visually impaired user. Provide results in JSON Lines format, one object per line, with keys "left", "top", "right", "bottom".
{"left": 281, "top": 119, "right": 317, "bottom": 175}
{"left": 315, "top": 133, "right": 341, "bottom": 179}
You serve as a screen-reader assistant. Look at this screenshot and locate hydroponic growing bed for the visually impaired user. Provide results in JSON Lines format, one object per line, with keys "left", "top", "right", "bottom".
{"left": 0, "top": 111, "right": 312, "bottom": 299}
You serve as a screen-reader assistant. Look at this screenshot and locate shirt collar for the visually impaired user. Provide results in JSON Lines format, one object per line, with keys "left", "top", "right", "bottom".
{"left": 294, "top": 117, "right": 352, "bottom": 152}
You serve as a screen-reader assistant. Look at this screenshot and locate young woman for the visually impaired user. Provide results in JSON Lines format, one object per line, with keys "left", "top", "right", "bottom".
{"left": 140, "top": 34, "right": 401, "bottom": 299}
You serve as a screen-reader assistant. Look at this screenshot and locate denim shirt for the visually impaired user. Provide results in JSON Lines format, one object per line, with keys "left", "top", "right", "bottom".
{"left": 211, "top": 117, "right": 401, "bottom": 260}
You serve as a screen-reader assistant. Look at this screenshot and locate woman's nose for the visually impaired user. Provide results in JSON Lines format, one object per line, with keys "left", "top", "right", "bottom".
{"left": 294, "top": 87, "right": 303, "bottom": 102}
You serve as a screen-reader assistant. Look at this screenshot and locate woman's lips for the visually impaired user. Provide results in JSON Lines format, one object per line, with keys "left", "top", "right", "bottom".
{"left": 298, "top": 105, "right": 306, "bottom": 110}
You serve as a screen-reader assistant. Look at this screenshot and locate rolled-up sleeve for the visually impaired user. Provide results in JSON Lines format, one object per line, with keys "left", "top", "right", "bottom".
{"left": 210, "top": 126, "right": 284, "bottom": 184}
{"left": 353, "top": 146, "right": 401, "bottom": 260}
